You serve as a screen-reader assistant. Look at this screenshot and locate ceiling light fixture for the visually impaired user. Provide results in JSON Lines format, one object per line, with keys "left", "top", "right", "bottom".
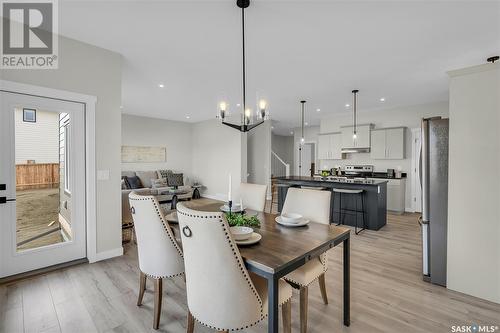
{"left": 158, "top": 83, "right": 164, "bottom": 88}
{"left": 217, "top": 0, "right": 268, "bottom": 132}
{"left": 380, "top": 97, "right": 386, "bottom": 102}
{"left": 316, "top": 108, "right": 321, "bottom": 112}
{"left": 345, "top": 103, "right": 350, "bottom": 108}
{"left": 352, "top": 90, "right": 359, "bottom": 140}
{"left": 186, "top": 116, "right": 190, "bottom": 119}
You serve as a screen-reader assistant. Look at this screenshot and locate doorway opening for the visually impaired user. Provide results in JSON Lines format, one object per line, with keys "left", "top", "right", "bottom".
{"left": 299, "top": 142, "right": 316, "bottom": 176}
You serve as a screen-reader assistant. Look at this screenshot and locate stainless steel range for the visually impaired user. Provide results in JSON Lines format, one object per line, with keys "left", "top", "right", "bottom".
{"left": 344, "top": 165, "right": 374, "bottom": 178}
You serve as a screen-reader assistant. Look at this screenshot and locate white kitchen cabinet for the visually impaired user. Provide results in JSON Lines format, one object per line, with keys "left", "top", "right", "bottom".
{"left": 368, "top": 178, "right": 406, "bottom": 214}
{"left": 370, "top": 127, "right": 406, "bottom": 159}
{"left": 318, "top": 132, "right": 343, "bottom": 160}
{"left": 341, "top": 124, "right": 372, "bottom": 149}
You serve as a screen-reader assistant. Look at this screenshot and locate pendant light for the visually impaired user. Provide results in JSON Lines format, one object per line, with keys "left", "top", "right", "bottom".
{"left": 352, "top": 89, "right": 359, "bottom": 141}
{"left": 299, "top": 100, "right": 306, "bottom": 176}
{"left": 217, "top": 0, "right": 268, "bottom": 132}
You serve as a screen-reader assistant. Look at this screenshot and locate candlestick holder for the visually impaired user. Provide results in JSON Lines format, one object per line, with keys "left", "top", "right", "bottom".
{"left": 228, "top": 200, "right": 233, "bottom": 216}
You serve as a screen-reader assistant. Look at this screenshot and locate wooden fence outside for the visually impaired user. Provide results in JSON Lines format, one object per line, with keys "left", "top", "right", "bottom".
{"left": 16, "top": 163, "right": 60, "bottom": 190}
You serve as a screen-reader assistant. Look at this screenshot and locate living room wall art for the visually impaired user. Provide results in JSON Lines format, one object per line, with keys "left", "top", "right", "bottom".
{"left": 121, "top": 145, "right": 166, "bottom": 163}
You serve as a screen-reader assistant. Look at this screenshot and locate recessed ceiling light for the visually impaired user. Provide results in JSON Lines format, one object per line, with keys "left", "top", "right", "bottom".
{"left": 158, "top": 83, "right": 165, "bottom": 88}
{"left": 290, "top": 131, "right": 294, "bottom": 135}
{"left": 305, "top": 122, "right": 309, "bottom": 126}
{"left": 119, "top": 105, "right": 123, "bottom": 109}
{"left": 186, "top": 116, "right": 190, "bottom": 119}
{"left": 345, "top": 104, "right": 350, "bottom": 108}
{"left": 316, "top": 108, "right": 321, "bottom": 112}
{"left": 236, "top": 103, "right": 241, "bottom": 107}
{"left": 380, "top": 97, "right": 386, "bottom": 102}
{"left": 271, "top": 126, "right": 274, "bottom": 129}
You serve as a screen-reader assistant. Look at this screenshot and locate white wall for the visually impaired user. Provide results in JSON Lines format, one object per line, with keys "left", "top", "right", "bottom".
{"left": 447, "top": 63, "right": 500, "bottom": 304}
{"left": 293, "top": 126, "right": 320, "bottom": 176}
{"left": 1, "top": 35, "right": 123, "bottom": 255}
{"left": 14, "top": 109, "right": 59, "bottom": 164}
{"left": 248, "top": 121, "right": 271, "bottom": 192}
{"left": 191, "top": 119, "right": 246, "bottom": 201}
{"left": 319, "top": 102, "right": 449, "bottom": 211}
{"left": 121, "top": 114, "right": 193, "bottom": 179}
{"left": 271, "top": 134, "right": 294, "bottom": 175}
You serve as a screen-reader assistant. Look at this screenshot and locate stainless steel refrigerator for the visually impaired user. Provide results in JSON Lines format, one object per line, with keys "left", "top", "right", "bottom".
{"left": 420, "top": 117, "right": 449, "bottom": 286}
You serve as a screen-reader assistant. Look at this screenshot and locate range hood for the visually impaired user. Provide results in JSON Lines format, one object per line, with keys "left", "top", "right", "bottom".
{"left": 341, "top": 147, "right": 370, "bottom": 154}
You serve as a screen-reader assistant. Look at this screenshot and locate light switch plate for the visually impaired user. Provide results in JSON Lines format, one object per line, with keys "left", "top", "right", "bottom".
{"left": 97, "top": 170, "right": 110, "bottom": 181}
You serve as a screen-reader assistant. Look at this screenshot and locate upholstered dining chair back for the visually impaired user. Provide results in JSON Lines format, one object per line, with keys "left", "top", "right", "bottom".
{"left": 240, "top": 183, "right": 268, "bottom": 212}
{"left": 128, "top": 192, "right": 184, "bottom": 278}
{"left": 176, "top": 203, "right": 264, "bottom": 331}
{"left": 282, "top": 187, "right": 331, "bottom": 225}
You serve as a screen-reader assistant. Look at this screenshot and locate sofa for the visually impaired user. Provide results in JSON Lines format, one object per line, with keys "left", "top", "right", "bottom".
{"left": 121, "top": 170, "right": 194, "bottom": 226}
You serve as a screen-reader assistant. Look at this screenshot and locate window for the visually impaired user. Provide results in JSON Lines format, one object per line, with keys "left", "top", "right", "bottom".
{"left": 64, "top": 122, "right": 71, "bottom": 194}
{"left": 23, "top": 108, "right": 36, "bottom": 122}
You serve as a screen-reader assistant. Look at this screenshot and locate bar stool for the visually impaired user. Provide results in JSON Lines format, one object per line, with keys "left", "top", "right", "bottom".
{"left": 333, "top": 188, "right": 366, "bottom": 235}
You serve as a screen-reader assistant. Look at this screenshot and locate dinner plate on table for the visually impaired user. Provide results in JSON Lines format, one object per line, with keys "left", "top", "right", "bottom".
{"left": 275, "top": 216, "right": 310, "bottom": 227}
{"left": 235, "top": 232, "right": 262, "bottom": 245}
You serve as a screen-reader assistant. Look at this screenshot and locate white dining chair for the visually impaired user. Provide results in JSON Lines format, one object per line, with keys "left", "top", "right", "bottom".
{"left": 128, "top": 192, "right": 185, "bottom": 330}
{"left": 281, "top": 187, "right": 331, "bottom": 333}
{"left": 177, "top": 203, "right": 292, "bottom": 333}
{"left": 240, "top": 182, "right": 268, "bottom": 212}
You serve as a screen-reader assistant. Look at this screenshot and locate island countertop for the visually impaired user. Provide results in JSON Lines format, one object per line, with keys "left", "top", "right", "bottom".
{"left": 274, "top": 176, "right": 387, "bottom": 230}
{"left": 275, "top": 176, "right": 388, "bottom": 186}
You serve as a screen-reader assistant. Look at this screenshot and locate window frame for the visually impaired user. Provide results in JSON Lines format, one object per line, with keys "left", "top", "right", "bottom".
{"left": 22, "top": 108, "right": 37, "bottom": 123}
{"left": 64, "top": 122, "right": 71, "bottom": 195}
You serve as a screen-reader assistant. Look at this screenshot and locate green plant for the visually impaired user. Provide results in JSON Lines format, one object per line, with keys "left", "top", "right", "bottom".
{"left": 225, "top": 213, "right": 261, "bottom": 228}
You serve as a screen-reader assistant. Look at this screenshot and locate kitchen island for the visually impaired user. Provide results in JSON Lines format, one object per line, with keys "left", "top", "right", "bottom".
{"left": 275, "top": 176, "right": 388, "bottom": 230}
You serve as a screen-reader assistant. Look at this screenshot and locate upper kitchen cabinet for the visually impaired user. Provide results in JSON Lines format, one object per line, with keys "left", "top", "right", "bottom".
{"left": 370, "top": 127, "right": 406, "bottom": 159}
{"left": 341, "top": 124, "right": 372, "bottom": 150}
{"left": 318, "top": 132, "right": 343, "bottom": 159}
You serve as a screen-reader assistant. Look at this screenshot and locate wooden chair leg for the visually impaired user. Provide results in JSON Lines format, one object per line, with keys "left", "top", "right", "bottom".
{"left": 282, "top": 299, "right": 292, "bottom": 333}
{"left": 153, "top": 278, "right": 163, "bottom": 330}
{"left": 137, "top": 272, "right": 147, "bottom": 306}
{"left": 187, "top": 311, "right": 195, "bottom": 333}
{"left": 318, "top": 273, "right": 329, "bottom": 305}
{"left": 300, "top": 286, "right": 308, "bottom": 333}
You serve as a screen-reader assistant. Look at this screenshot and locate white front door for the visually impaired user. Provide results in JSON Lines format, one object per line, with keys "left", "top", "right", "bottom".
{"left": 0, "top": 92, "right": 87, "bottom": 278}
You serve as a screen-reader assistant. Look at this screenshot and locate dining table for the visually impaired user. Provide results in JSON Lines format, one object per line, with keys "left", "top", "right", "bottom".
{"left": 165, "top": 200, "right": 351, "bottom": 333}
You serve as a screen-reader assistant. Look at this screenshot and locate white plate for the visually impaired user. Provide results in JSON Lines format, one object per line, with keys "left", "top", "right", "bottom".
{"left": 275, "top": 216, "right": 310, "bottom": 227}
{"left": 220, "top": 204, "right": 244, "bottom": 213}
{"left": 235, "top": 232, "right": 262, "bottom": 245}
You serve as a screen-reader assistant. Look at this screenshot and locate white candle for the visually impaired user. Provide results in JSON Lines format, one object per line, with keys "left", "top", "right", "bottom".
{"left": 240, "top": 198, "right": 243, "bottom": 209}
{"left": 228, "top": 174, "right": 232, "bottom": 202}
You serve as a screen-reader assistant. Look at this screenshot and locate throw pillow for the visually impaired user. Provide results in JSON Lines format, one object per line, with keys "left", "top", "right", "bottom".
{"left": 167, "top": 173, "right": 184, "bottom": 187}
{"left": 152, "top": 178, "right": 169, "bottom": 189}
{"left": 126, "top": 176, "right": 143, "bottom": 189}
{"left": 121, "top": 176, "right": 131, "bottom": 189}
{"left": 158, "top": 169, "right": 173, "bottom": 179}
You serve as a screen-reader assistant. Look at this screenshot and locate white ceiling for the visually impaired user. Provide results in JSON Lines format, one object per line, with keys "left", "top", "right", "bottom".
{"left": 59, "top": 1, "right": 499, "bottom": 136}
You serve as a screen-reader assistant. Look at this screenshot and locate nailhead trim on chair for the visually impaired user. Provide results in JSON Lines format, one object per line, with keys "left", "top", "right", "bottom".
{"left": 129, "top": 193, "right": 185, "bottom": 279}
{"left": 177, "top": 205, "right": 287, "bottom": 332}
{"left": 284, "top": 252, "right": 329, "bottom": 287}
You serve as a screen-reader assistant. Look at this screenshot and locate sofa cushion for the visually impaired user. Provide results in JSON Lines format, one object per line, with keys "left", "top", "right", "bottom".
{"left": 122, "top": 171, "right": 136, "bottom": 178}
{"left": 121, "top": 178, "right": 128, "bottom": 190}
{"left": 126, "top": 176, "right": 143, "bottom": 189}
{"left": 152, "top": 178, "right": 169, "bottom": 189}
{"left": 167, "top": 173, "right": 184, "bottom": 187}
{"left": 135, "top": 171, "right": 158, "bottom": 188}
{"left": 157, "top": 169, "right": 173, "bottom": 179}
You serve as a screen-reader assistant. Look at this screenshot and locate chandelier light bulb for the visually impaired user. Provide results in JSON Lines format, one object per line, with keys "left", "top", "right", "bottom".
{"left": 259, "top": 100, "right": 267, "bottom": 110}
{"left": 219, "top": 101, "right": 227, "bottom": 112}
{"left": 245, "top": 108, "right": 251, "bottom": 118}
{"left": 353, "top": 133, "right": 357, "bottom": 140}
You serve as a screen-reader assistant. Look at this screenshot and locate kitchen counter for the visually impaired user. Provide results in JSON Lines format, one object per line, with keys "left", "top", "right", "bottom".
{"left": 275, "top": 176, "right": 387, "bottom": 230}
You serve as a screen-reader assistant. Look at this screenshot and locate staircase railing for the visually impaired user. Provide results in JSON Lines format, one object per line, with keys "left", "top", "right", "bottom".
{"left": 271, "top": 151, "right": 290, "bottom": 178}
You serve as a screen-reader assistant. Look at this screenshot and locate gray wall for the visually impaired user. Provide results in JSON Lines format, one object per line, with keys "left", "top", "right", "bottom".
{"left": 1, "top": 35, "right": 123, "bottom": 255}
{"left": 271, "top": 133, "right": 294, "bottom": 175}
{"left": 248, "top": 121, "right": 271, "bottom": 192}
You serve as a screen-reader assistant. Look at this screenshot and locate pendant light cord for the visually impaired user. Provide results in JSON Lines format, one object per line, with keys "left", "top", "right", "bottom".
{"left": 242, "top": 6, "right": 246, "bottom": 113}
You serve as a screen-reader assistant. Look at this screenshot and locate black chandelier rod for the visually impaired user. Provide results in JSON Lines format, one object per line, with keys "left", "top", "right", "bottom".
{"left": 241, "top": 5, "right": 246, "bottom": 114}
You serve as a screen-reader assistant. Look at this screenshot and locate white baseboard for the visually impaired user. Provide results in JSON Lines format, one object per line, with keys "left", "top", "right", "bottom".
{"left": 201, "top": 193, "right": 220, "bottom": 200}
{"left": 93, "top": 247, "right": 123, "bottom": 262}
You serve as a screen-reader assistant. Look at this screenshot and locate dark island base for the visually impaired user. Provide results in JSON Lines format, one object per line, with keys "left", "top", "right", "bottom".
{"left": 276, "top": 177, "right": 387, "bottom": 231}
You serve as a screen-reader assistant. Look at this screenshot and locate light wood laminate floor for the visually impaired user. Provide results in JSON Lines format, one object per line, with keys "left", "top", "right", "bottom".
{"left": 1, "top": 204, "right": 499, "bottom": 332}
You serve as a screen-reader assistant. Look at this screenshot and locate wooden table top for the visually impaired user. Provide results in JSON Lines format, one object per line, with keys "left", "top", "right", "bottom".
{"left": 167, "top": 200, "right": 350, "bottom": 275}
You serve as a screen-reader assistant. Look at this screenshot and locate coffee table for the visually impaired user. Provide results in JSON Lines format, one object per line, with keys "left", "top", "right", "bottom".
{"left": 157, "top": 188, "right": 191, "bottom": 209}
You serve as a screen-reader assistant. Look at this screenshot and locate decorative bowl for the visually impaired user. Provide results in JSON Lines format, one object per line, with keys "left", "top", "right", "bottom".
{"left": 230, "top": 226, "right": 254, "bottom": 241}
{"left": 280, "top": 213, "right": 303, "bottom": 224}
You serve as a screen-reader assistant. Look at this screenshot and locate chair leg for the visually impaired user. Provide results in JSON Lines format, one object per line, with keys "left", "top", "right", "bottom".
{"left": 137, "top": 272, "right": 147, "bottom": 306}
{"left": 153, "top": 278, "right": 163, "bottom": 330}
{"left": 282, "top": 298, "right": 292, "bottom": 333}
{"left": 318, "top": 273, "right": 329, "bottom": 305}
{"left": 187, "top": 311, "right": 195, "bottom": 333}
{"left": 300, "top": 286, "right": 309, "bottom": 333}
